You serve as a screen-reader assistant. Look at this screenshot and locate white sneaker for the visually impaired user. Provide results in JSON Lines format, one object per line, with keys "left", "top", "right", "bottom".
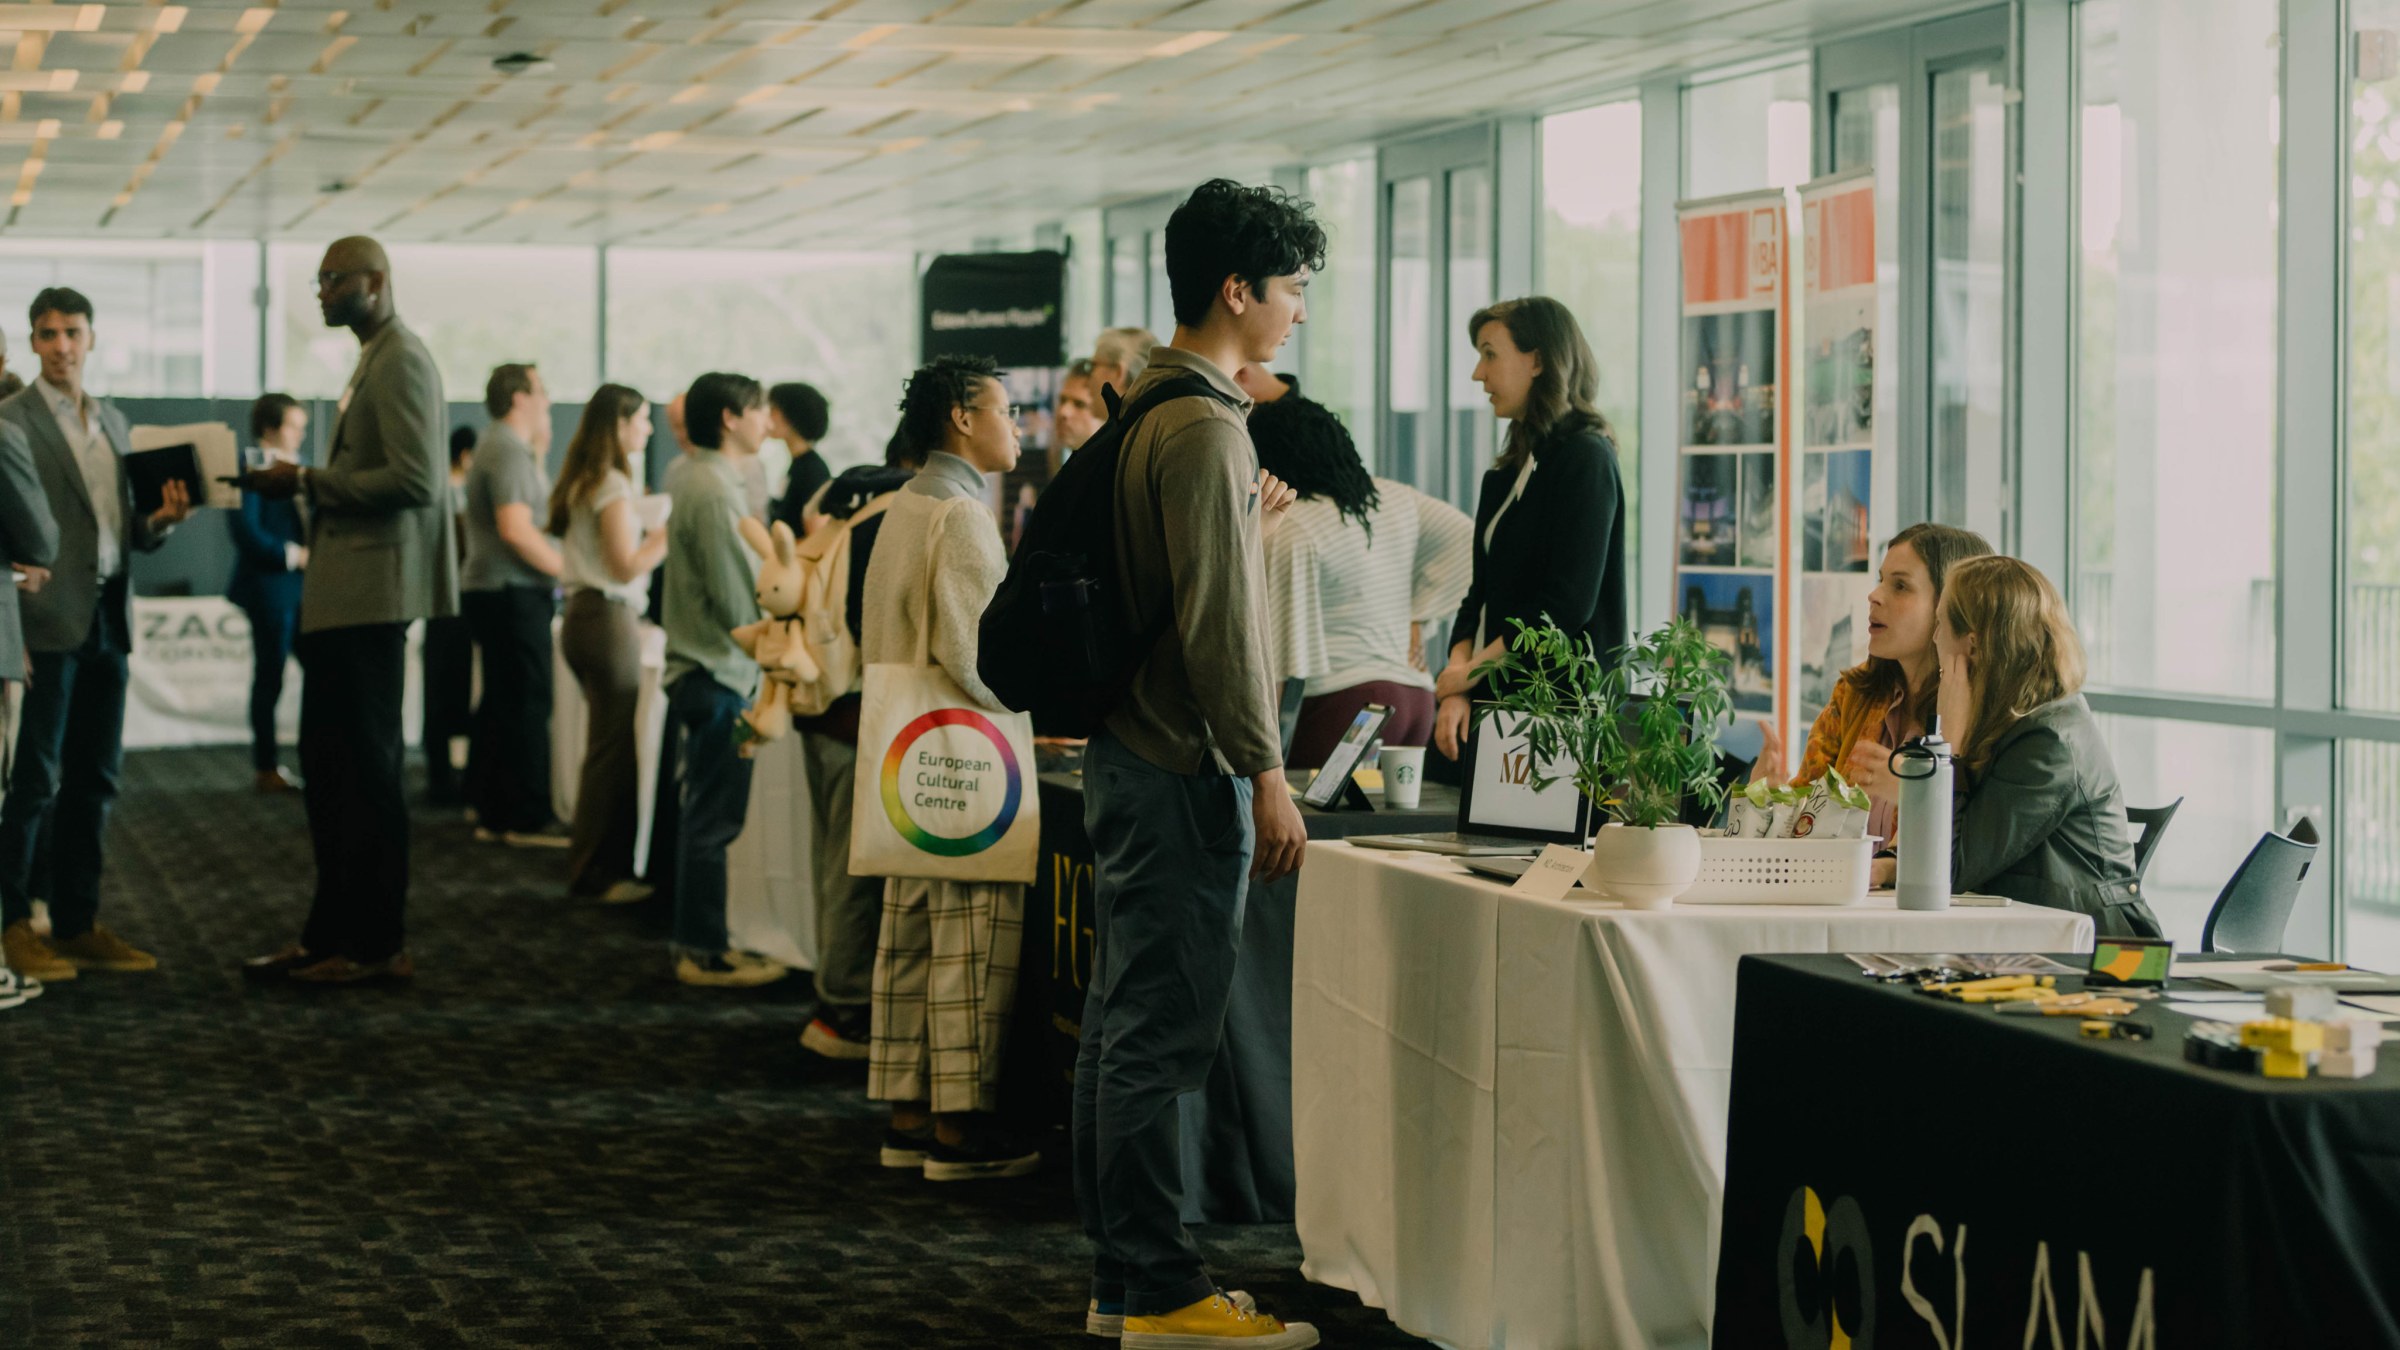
{"left": 1088, "top": 1291, "right": 1254, "bottom": 1339}
{"left": 598, "top": 880, "right": 654, "bottom": 904}
{"left": 0, "top": 969, "right": 33, "bottom": 1010}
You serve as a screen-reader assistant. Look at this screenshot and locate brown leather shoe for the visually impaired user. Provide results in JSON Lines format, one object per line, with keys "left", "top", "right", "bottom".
{"left": 241, "top": 943, "right": 318, "bottom": 982}
{"left": 290, "top": 952, "right": 416, "bottom": 985}
{"left": 2, "top": 920, "right": 76, "bottom": 983}
{"left": 51, "top": 925, "right": 159, "bottom": 972}
{"left": 255, "top": 767, "right": 303, "bottom": 794}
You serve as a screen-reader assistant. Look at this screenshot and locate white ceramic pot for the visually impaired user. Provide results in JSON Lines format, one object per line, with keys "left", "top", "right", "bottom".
{"left": 1584, "top": 823, "right": 1703, "bottom": 909}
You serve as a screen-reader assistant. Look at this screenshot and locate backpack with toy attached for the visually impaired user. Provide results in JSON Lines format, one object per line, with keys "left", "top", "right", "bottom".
{"left": 729, "top": 516, "right": 812, "bottom": 752}
{"left": 976, "top": 375, "right": 1242, "bottom": 737}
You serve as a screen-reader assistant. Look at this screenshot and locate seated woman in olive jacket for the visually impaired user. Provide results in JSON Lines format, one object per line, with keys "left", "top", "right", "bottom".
{"left": 1931, "top": 555, "right": 2162, "bottom": 939}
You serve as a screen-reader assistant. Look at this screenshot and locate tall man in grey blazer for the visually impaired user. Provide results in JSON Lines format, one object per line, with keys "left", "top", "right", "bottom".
{"left": 0, "top": 287, "right": 193, "bottom": 986}
{"left": 0, "top": 375, "right": 59, "bottom": 869}
{"left": 243, "top": 238, "right": 456, "bottom": 985}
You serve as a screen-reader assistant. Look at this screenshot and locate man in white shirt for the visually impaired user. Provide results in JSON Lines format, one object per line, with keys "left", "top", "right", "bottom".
{"left": 0, "top": 287, "right": 191, "bottom": 985}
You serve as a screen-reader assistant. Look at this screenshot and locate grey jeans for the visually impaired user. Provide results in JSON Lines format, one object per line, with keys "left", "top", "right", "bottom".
{"left": 800, "top": 729, "right": 883, "bottom": 1008}
{"left": 1073, "top": 730, "right": 1254, "bottom": 1317}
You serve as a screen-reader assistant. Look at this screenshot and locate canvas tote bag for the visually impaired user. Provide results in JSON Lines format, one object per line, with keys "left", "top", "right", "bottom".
{"left": 850, "top": 497, "right": 1039, "bottom": 884}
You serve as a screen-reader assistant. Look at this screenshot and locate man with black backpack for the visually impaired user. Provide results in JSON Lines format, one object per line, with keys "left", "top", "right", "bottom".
{"left": 1070, "top": 181, "right": 1324, "bottom": 1349}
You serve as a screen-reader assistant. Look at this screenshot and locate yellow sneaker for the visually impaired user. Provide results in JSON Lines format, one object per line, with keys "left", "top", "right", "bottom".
{"left": 2, "top": 920, "right": 77, "bottom": 982}
{"left": 51, "top": 925, "right": 159, "bottom": 972}
{"left": 1121, "top": 1292, "right": 1317, "bottom": 1349}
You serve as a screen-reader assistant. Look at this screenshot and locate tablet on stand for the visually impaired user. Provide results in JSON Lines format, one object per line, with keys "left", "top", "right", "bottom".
{"left": 1300, "top": 703, "right": 1391, "bottom": 812}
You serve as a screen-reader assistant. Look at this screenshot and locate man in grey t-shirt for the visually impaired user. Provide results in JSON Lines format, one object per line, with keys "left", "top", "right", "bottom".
{"left": 460, "top": 361, "right": 565, "bottom": 845}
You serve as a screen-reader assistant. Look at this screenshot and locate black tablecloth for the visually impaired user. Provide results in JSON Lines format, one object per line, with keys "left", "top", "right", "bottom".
{"left": 1016, "top": 767, "right": 1458, "bottom": 1224}
{"left": 1713, "top": 954, "right": 2400, "bottom": 1348}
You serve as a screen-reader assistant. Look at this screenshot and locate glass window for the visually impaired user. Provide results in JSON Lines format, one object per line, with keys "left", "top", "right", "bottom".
{"left": 1063, "top": 210, "right": 1106, "bottom": 357}
{"left": 605, "top": 249, "right": 916, "bottom": 472}
{"left": 1540, "top": 100, "right": 1643, "bottom": 588}
{"left": 1829, "top": 83, "right": 1898, "bottom": 543}
{"left": 1446, "top": 164, "right": 1495, "bottom": 509}
{"left": 1147, "top": 232, "right": 1175, "bottom": 341}
{"left": 2347, "top": 1, "right": 2400, "bottom": 712}
{"left": 2344, "top": 739, "right": 2400, "bottom": 966}
{"left": 0, "top": 239, "right": 220, "bottom": 397}
{"left": 1682, "top": 62, "right": 1813, "bottom": 200}
{"left": 2074, "top": 0, "right": 2279, "bottom": 699}
{"left": 1300, "top": 157, "right": 1377, "bottom": 471}
{"left": 1108, "top": 234, "right": 1146, "bottom": 329}
{"left": 1387, "top": 176, "right": 1436, "bottom": 495}
{"left": 2096, "top": 714, "right": 2277, "bottom": 948}
{"left": 1930, "top": 63, "right": 2008, "bottom": 543}
{"left": 275, "top": 243, "right": 600, "bottom": 404}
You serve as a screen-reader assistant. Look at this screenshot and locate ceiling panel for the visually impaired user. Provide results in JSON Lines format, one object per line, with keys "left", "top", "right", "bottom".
{"left": 0, "top": 0, "right": 1955, "bottom": 247}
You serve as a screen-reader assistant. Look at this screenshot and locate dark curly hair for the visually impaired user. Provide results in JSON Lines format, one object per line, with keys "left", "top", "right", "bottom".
{"left": 895, "top": 354, "right": 1000, "bottom": 459}
{"left": 1248, "top": 397, "right": 1379, "bottom": 540}
{"left": 1164, "top": 179, "right": 1329, "bottom": 328}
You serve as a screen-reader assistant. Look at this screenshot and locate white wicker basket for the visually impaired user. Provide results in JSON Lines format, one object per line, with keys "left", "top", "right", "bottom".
{"left": 1677, "top": 836, "right": 1875, "bottom": 906}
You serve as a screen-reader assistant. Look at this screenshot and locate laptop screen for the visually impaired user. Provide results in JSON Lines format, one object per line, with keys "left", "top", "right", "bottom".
{"left": 1460, "top": 712, "right": 1591, "bottom": 840}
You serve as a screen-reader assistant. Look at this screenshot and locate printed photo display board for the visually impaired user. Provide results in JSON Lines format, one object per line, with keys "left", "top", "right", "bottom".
{"left": 1796, "top": 171, "right": 1885, "bottom": 728}
{"left": 1675, "top": 191, "right": 1789, "bottom": 719}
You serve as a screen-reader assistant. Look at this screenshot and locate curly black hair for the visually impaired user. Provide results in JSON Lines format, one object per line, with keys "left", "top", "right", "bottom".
{"left": 1163, "top": 179, "right": 1329, "bottom": 327}
{"left": 895, "top": 354, "right": 1001, "bottom": 459}
{"left": 1248, "top": 397, "right": 1379, "bottom": 540}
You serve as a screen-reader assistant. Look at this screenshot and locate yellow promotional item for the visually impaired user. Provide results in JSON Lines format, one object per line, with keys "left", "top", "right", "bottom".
{"left": 2240, "top": 1017, "right": 2325, "bottom": 1080}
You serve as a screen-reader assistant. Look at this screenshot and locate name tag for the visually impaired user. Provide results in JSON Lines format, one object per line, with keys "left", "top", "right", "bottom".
{"left": 1511, "top": 843, "right": 1592, "bottom": 901}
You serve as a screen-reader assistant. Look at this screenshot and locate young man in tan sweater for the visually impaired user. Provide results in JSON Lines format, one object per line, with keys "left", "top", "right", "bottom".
{"left": 1075, "top": 179, "right": 1325, "bottom": 1349}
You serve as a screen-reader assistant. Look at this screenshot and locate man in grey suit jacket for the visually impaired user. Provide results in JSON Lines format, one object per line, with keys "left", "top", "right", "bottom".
{"left": 0, "top": 287, "right": 193, "bottom": 986}
{"left": 0, "top": 396, "right": 59, "bottom": 846}
{"left": 242, "top": 237, "right": 457, "bottom": 986}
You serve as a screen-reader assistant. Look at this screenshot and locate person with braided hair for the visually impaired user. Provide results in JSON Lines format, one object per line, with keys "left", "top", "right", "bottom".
{"left": 1250, "top": 395, "right": 1472, "bottom": 768}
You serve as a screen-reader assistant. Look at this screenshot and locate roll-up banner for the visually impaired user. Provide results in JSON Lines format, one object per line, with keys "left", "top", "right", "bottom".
{"left": 1675, "top": 189, "right": 1790, "bottom": 733}
{"left": 1796, "top": 169, "right": 1890, "bottom": 727}
{"left": 919, "top": 249, "right": 1070, "bottom": 554}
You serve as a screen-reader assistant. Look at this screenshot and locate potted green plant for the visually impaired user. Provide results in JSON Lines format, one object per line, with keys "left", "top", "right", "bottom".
{"left": 1477, "top": 617, "right": 1734, "bottom": 907}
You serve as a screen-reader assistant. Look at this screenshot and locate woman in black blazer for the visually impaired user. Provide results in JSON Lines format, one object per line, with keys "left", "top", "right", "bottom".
{"left": 1433, "top": 296, "right": 1629, "bottom": 760}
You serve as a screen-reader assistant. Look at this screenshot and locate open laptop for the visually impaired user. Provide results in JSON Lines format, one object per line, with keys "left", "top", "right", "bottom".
{"left": 1351, "top": 712, "right": 1593, "bottom": 856}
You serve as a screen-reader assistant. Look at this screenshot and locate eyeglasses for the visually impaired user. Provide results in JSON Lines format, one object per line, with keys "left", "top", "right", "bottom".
{"left": 969, "top": 401, "right": 1021, "bottom": 420}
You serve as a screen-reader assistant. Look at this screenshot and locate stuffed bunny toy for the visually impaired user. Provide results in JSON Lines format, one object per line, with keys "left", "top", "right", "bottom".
{"left": 730, "top": 516, "right": 821, "bottom": 752}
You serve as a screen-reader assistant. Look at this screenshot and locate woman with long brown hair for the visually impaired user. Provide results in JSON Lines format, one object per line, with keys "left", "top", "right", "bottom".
{"left": 1433, "top": 296, "right": 1628, "bottom": 761}
{"left": 1932, "top": 555, "right": 2159, "bottom": 937}
{"left": 1754, "top": 522, "right": 1993, "bottom": 843}
{"left": 547, "top": 383, "right": 668, "bottom": 902}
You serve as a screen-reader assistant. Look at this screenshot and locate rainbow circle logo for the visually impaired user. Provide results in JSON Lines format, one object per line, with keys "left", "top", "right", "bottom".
{"left": 880, "top": 708, "right": 1023, "bottom": 856}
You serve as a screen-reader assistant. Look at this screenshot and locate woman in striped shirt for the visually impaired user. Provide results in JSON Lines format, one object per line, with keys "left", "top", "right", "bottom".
{"left": 1250, "top": 395, "right": 1474, "bottom": 769}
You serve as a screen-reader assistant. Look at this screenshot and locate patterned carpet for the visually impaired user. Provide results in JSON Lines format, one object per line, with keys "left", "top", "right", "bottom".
{"left": 0, "top": 747, "right": 1430, "bottom": 1349}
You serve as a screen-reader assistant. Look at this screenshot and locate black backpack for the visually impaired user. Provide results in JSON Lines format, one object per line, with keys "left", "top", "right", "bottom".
{"left": 978, "top": 375, "right": 1240, "bottom": 737}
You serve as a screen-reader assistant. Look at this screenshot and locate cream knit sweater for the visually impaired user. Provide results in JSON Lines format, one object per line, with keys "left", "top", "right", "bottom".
{"left": 858, "top": 450, "right": 1007, "bottom": 710}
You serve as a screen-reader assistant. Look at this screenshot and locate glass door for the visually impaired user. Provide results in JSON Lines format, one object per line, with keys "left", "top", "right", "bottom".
{"left": 1929, "top": 60, "right": 2007, "bottom": 542}
{"left": 1815, "top": 8, "right": 2010, "bottom": 543}
{"left": 1381, "top": 126, "right": 1498, "bottom": 510}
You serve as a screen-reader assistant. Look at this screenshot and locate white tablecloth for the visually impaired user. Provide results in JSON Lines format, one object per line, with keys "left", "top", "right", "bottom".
{"left": 722, "top": 727, "right": 819, "bottom": 972}
{"left": 1290, "top": 842, "right": 2096, "bottom": 1350}
{"left": 550, "top": 624, "right": 815, "bottom": 971}
{"left": 122, "top": 596, "right": 422, "bottom": 750}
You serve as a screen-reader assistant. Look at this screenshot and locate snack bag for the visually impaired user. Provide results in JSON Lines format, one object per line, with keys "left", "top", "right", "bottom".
{"left": 1766, "top": 784, "right": 1806, "bottom": 838}
{"left": 1726, "top": 779, "right": 1777, "bottom": 837}
{"left": 1790, "top": 779, "right": 1839, "bottom": 839}
{"left": 1824, "top": 771, "right": 1872, "bottom": 840}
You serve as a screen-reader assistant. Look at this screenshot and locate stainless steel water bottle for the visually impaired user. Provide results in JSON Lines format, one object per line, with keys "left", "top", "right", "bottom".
{"left": 1891, "top": 729, "right": 1953, "bottom": 912}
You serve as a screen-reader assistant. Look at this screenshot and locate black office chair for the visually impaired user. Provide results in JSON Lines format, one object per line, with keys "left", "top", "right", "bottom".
{"left": 2124, "top": 799, "right": 2183, "bottom": 887}
{"left": 2197, "top": 819, "right": 2320, "bottom": 954}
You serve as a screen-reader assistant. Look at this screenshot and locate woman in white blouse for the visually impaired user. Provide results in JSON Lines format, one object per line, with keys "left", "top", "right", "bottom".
{"left": 1251, "top": 396, "right": 1473, "bottom": 769}
{"left": 545, "top": 384, "right": 668, "bottom": 903}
